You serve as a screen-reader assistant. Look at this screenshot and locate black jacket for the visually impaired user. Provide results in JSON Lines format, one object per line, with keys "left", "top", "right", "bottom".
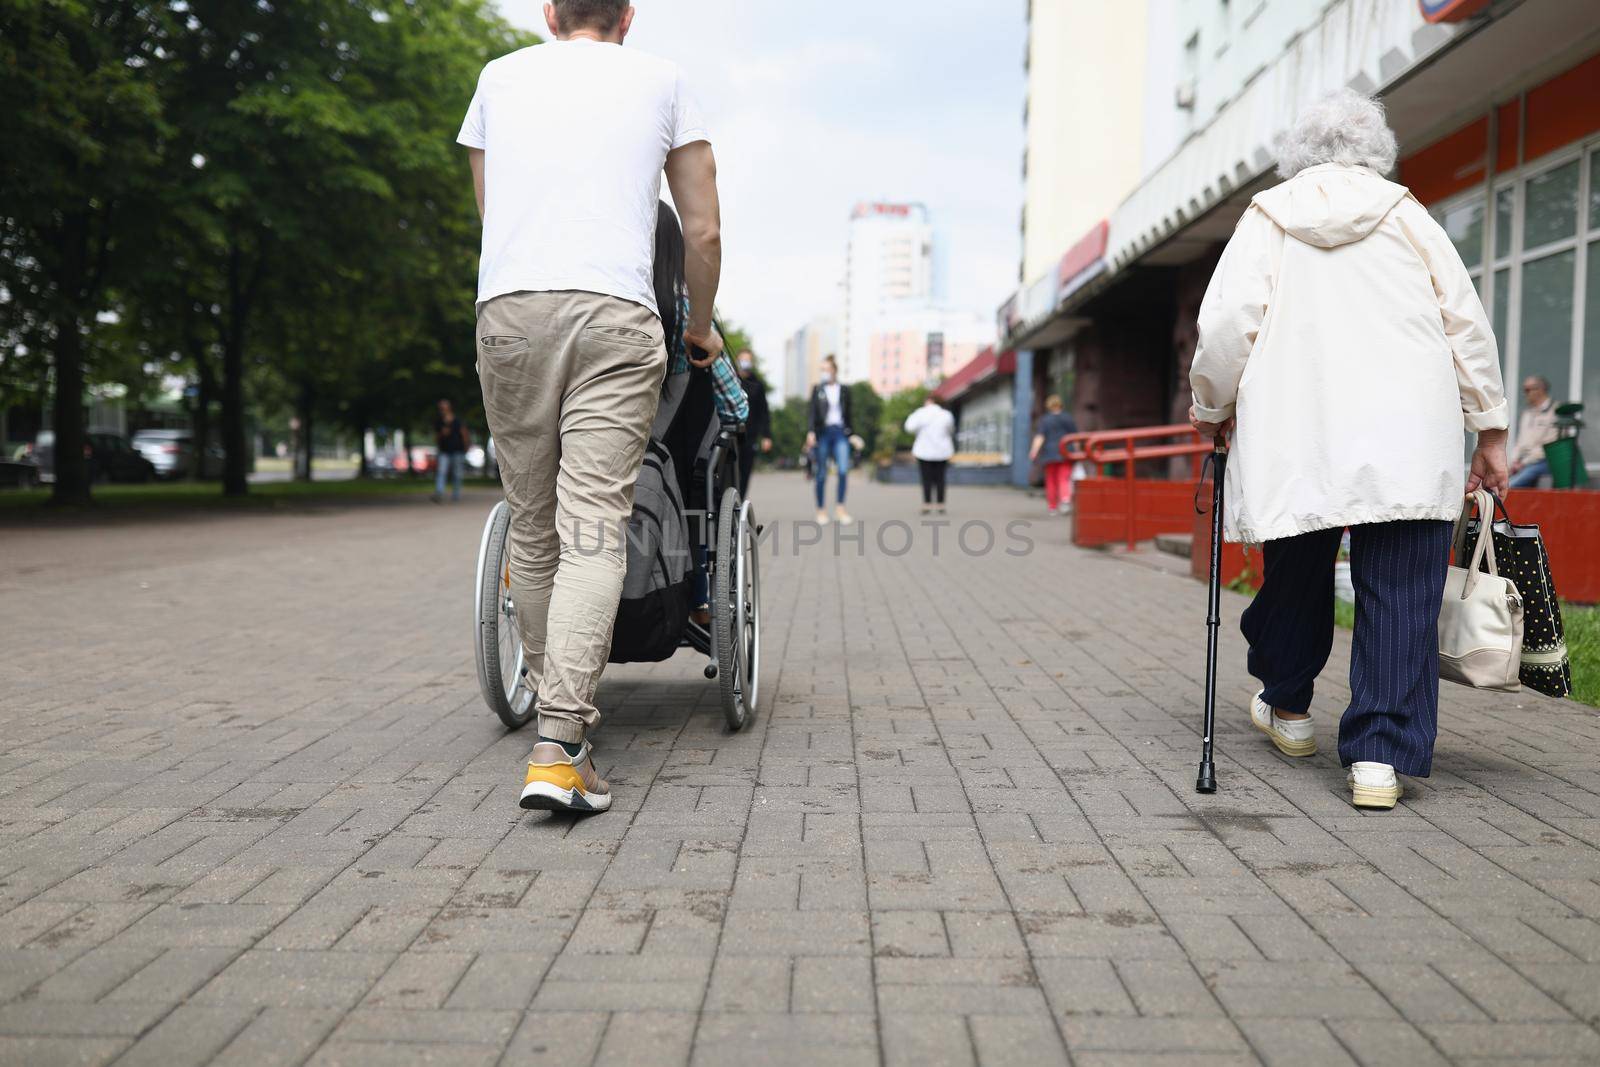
{"left": 807, "top": 382, "right": 852, "bottom": 436}
{"left": 741, "top": 373, "right": 771, "bottom": 441}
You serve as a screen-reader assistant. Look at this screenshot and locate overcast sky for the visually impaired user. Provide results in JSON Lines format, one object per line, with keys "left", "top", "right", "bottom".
{"left": 492, "top": 1, "right": 1027, "bottom": 397}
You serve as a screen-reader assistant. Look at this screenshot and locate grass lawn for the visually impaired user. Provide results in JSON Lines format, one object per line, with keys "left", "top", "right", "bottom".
{"left": 1566, "top": 602, "right": 1600, "bottom": 707}
{"left": 1334, "top": 595, "right": 1600, "bottom": 708}
{"left": 0, "top": 476, "right": 498, "bottom": 514}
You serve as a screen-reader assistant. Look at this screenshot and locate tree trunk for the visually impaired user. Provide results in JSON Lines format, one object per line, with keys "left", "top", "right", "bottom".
{"left": 50, "top": 323, "right": 91, "bottom": 506}
{"left": 219, "top": 242, "right": 257, "bottom": 498}
{"left": 295, "top": 379, "right": 314, "bottom": 482}
{"left": 191, "top": 339, "right": 214, "bottom": 481}
{"left": 220, "top": 331, "right": 248, "bottom": 497}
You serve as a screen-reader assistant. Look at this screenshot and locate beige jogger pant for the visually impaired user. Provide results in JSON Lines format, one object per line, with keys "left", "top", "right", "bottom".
{"left": 477, "top": 290, "right": 667, "bottom": 744}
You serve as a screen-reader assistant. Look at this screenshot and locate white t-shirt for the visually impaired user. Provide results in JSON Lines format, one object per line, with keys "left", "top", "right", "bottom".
{"left": 457, "top": 40, "right": 709, "bottom": 315}
{"left": 822, "top": 383, "right": 844, "bottom": 427}
{"left": 904, "top": 404, "right": 956, "bottom": 462}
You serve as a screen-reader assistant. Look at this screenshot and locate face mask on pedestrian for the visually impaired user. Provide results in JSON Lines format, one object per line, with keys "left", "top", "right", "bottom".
{"left": 820, "top": 371, "right": 834, "bottom": 385}
{"left": 738, "top": 358, "right": 753, "bottom": 374}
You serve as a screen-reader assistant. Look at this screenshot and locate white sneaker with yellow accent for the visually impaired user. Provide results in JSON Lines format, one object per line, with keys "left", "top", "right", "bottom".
{"left": 1348, "top": 761, "right": 1401, "bottom": 810}
{"left": 1249, "top": 690, "right": 1316, "bottom": 757}
{"left": 834, "top": 506, "right": 853, "bottom": 526}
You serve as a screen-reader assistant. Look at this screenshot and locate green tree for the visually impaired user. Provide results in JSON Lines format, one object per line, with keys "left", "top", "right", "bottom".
{"left": 137, "top": 0, "right": 529, "bottom": 493}
{"left": 848, "top": 381, "right": 883, "bottom": 457}
{"left": 0, "top": 1, "right": 177, "bottom": 503}
{"left": 768, "top": 398, "right": 807, "bottom": 464}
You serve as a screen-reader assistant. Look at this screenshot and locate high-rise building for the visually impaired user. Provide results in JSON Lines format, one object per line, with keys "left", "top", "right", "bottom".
{"left": 842, "top": 202, "right": 935, "bottom": 383}
{"left": 868, "top": 307, "right": 993, "bottom": 397}
{"left": 783, "top": 316, "right": 838, "bottom": 401}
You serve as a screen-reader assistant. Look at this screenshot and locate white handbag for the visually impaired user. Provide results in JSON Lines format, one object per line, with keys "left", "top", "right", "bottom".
{"left": 1439, "top": 490, "right": 1525, "bottom": 692}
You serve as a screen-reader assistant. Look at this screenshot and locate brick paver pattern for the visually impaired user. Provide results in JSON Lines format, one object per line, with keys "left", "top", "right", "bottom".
{"left": 2, "top": 479, "right": 1599, "bottom": 1066}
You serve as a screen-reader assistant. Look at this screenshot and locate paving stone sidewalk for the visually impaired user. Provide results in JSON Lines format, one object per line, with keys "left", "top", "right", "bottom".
{"left": 2, "top": 478, "right": 1599, "bottom": 1066}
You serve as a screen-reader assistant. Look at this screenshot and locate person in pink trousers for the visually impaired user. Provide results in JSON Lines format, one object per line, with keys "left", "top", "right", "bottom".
{"left": 1029, "top": 395, "right": 1078, "bottom": 514}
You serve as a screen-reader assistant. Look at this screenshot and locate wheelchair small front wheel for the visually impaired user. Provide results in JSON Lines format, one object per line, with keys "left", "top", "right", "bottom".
{"left": 474, "top": 501, "right": 535, "bottom": 730}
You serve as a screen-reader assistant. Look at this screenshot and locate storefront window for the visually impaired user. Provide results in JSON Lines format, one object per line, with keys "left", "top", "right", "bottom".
{"left": 1496, "top": 187, "right": 1514, "bottom": 260}
{"left": 1524, "top": 160, "right": 1580, "bottom": 250}
{"left": 1586, "top": 241, "right": 1600, "bottom": 437}
{"left": 1592, "top": 149, "right": 1600, "bottom": 231}
{"left": 1439, "top": 201, "right": 1484, "bottom": 270}
{"left": 1519, "top": 249, "right": 1575, "bottom": 401}
{"left": 1493, "top": 267, "right": 1510, "bottom": 376}
{"left": 1442, "top": 133, "right": 1598, "bottom": 469}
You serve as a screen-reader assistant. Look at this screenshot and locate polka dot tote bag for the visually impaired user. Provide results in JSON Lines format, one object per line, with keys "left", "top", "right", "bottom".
{"left": 1467, "top": 494, "right": 1573, "bottom": 699}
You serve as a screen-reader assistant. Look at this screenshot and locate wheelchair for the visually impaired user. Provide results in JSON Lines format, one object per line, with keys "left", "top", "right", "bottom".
{"left": 474, "top": 384, "right": 762, "bottom": 734}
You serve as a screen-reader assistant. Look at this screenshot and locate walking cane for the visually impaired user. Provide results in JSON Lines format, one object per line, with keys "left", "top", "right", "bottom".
{"left": 1196, "top": 438, "right": 1227, "bottom": 794}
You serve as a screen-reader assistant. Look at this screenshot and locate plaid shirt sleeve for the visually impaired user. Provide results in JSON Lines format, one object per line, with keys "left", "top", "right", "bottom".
{"left": 709, "top": 356, "right": 750, "bottom": 423}
{"left": 668, "top": 293, "right": 748, "bottom": 423}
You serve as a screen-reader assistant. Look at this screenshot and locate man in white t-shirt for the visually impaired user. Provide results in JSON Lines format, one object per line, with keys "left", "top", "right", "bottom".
{"left": 459, "top": 0, "right": 722, "bottom": 814}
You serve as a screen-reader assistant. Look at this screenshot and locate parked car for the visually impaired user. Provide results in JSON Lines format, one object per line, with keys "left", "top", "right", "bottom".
{"left": 86, "top": 433, "right": 157, "bottom": 483}
{"left": 25, "top": 431, "right": 55, "bottom": 483}
{"left": 131, "top": 429, "right": 223, "bottom": 479}
{"left": 0, "top": 456, "right": 40, "bottom": 488}
{"left": 368, "top": 446, "right": 436, "bottom": 477}
{"left": 29, "top": 431, "right": 156, "bottom": 484}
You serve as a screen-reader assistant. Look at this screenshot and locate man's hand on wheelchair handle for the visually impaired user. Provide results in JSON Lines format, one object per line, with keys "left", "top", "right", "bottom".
{"left": 684, "top": 322, "right": 724, "bottom": 368}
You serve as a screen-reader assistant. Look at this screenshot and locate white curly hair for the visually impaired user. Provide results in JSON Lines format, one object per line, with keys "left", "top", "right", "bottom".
{"left": 1273, "top": 88, "right": 1398, "bottom": 179}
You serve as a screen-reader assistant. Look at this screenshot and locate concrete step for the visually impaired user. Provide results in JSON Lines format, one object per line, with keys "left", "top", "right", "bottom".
{"left": 1154, "top": 532, "right": 1193, "bottom": 559}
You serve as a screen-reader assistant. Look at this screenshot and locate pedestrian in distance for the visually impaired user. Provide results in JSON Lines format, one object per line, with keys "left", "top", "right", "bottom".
{"left": 460, "top": 0, "right": 724, "bottom": 814}
{"left": 1029, "top": 394, "right": 1078, "bottom": 515}
{"left": 804, "top": 355, "right": 853, "bottom": 526}
{"left": 904, "top": 394, "right": 954, "bottom": 515}
{"left": 432, "top": 399, "right": 471, "bottom": 503}
{"left": 734, "top": 349, "right": 771, "bottom": 497}
{"left": 1189, "top": 89, "right": 1508, "bottom": 811}
{"left": 1509, "top": 375, "right": 1560, "bottom": 488}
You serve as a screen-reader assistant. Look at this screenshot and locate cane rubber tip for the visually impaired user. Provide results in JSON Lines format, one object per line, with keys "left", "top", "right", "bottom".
{"left": 1195, "top": 763, "right": 1217, "bottom": 794}
{"left": 704, "top": 665, "right": 718, "bottom": 679}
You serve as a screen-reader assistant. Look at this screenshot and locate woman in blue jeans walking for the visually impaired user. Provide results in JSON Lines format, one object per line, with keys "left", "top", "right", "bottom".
{"left": 804, "top": 355, "right": 853, "bottom": 526}
{"left": 1189, "top": 91, "right": 1509, "bottom": 810}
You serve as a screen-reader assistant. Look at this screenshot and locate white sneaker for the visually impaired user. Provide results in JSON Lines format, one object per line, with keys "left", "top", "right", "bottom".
{"left": 1348, "top": 761, "right": 1401, "bottom": 810}
{"left": 1249, "top": 690, "right": 1316, "bottom": 757}
{"left": 834, "top": 507, "right": 853, "bottom": 526}
{"left": 816, "top": 509, "right": 831, "bottom": 526}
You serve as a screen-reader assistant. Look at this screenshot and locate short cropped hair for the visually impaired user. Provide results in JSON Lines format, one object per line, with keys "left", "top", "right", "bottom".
{"left": 1273, "top": 88, "right": 1398, "bottom": 179}
{"left": 1045, "top": 394, "right": 1064, "bottom": 412}
{"left": 552, "top": 0, "right": 628, "bottom": 32}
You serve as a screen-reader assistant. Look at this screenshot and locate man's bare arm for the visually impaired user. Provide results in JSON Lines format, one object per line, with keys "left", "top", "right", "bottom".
{"left": 468, "top": 148, "right": 485, "bottom": 221}
{"left": 664, "top": 141, "right": 722, "bottom": 361}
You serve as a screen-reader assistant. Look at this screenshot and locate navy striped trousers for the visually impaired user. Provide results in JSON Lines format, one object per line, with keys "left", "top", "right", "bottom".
{"left": 1240, "top": 520, "right": 1453, "bottom": 777}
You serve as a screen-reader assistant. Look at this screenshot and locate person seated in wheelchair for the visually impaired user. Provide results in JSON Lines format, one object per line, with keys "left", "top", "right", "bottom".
{"left": 652, "top": 203, "right": 748, "bottom": 627}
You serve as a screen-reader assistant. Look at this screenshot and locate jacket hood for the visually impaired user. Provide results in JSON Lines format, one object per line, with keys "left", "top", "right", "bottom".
{"left": 1251, "top": 164, "right": 1410, "bottom": 248}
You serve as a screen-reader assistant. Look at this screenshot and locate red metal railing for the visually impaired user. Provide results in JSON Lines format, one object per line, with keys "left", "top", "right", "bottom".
{"left": 1062, "top": 424, "right": 1210, "bottom": 550}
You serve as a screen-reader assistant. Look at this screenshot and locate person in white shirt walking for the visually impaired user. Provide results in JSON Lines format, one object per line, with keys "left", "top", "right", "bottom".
{"left": 904, "top": 395, "right": 955, "bottom": 514}
{"left": 804, "top": 355, "right": 853, "bottom": 525}
{"left": 459, "top": 0, "right": 723, "bottom": 814}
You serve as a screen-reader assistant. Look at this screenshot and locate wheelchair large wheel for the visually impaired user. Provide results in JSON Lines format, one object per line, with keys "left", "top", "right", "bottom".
{"left": 713, "top": 492, "right": 761, "bottom": 730}
{"left": 475, "top": 501, "right": 535, "bottom": 730}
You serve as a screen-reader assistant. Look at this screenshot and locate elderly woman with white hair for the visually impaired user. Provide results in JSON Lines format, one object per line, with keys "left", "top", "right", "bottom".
{"left": 1189, "top": 89, "right": 1509, "bottom": 811}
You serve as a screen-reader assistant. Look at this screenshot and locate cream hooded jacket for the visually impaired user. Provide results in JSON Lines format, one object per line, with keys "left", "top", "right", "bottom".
{"left": 1191, "top": 163, "right": 1508, "bottom": 543}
